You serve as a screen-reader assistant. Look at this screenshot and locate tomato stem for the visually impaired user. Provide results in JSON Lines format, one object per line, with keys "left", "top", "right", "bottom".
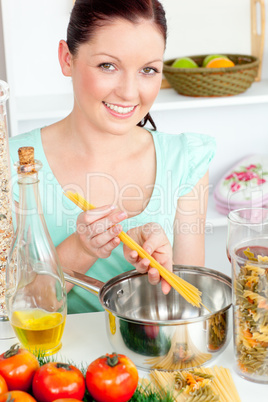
{"left": 5, "top": 395, "right": 15, "bottom": 402}
{"left": 106, "top": 353, "right": 119, "bottom": 367}
{"left": 56, "top": 362, "right": 71, "bottom": 370}
{"left": 3, "top": 343, "right": 20, "bottom": 359}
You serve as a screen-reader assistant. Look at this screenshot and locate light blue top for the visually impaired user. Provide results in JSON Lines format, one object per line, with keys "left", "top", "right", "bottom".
{"left": 9, "top": 128, "right": 216, "bottom": 313}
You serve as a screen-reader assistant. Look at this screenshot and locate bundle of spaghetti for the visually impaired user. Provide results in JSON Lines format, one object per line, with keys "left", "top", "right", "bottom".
{"left": 148, "top": 365, "right": 241, "bottom": 402}
{"left": 210, "top": 366, "right": 241, "bottom": 402}
{"left": 146, "top": 325, "right": 211, "bottom": 370}
{"left": 64, "top": 191, "right": 205, "bottom": 308}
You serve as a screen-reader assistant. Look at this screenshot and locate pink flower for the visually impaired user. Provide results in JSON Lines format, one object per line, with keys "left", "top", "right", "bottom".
{"left": 246, "top": 164, "right": 257, "bottom": 170}
{"left": 231, "top": 182, "right": 241, "bottom": 192}
{"left": 225, "top": 173, "right": 235, "bottom": 180}
{"left": 257, "top": 178, "right": 266, "bottom": 185}
{"left": 235, "top": 171, "right": 258, "bottom": 181}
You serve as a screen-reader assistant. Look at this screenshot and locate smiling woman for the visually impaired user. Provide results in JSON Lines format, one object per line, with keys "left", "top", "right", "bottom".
{"left": 8, "top": 0, "right": 216, "bottom": 314}
{"left": 58, "top": 17, "right": 165, "bottom": 136}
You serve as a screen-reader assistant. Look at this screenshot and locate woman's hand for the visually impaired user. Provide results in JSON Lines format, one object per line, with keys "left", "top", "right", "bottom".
{"left": 76, "top": 205, "right": 127, "bottom": 259}
{"left": 123, "top": 223, "right": 173, "bottom": 294}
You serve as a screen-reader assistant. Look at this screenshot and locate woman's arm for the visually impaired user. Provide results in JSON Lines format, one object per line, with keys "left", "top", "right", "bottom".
{"left": 173, "top": 171, "right": 209, "bottom": 266}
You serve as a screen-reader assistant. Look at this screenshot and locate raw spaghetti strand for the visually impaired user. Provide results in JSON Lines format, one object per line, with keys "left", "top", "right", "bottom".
{"left": 64, "top": 191, "right": 204, "bottom": 308}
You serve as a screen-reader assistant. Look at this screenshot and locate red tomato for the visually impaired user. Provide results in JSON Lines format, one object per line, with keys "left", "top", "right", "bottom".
{"left": 0, "top": 375, "right": 8, "bottom": 395}
{"left": 53, "top": 400, "right": 83, "bottom": 402}
{"left": 32, "top": 362, "right": 85, "bottom": 402}
{"left": 0, "top": 391, "right": 37, "bottom": 402}
{"left": 0, "top": 344, "right": 39, "bottom": 392}
{"left": 86, "top": 353, "right": 138, "bottom": 402}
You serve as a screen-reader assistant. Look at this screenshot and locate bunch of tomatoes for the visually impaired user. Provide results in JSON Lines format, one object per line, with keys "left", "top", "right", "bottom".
{"left": 0, "top": 344, "right": 139, "bottom": 402}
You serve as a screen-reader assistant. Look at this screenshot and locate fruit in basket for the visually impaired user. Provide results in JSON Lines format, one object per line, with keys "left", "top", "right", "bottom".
{"left": 86, "top": 353, "right": 139, "bottom": 402}
{"left": 172, "top": 57, "right": 198, "bottom": 68}
{"left": 202, "top": 54, "right": 229, "bottom": 67}
{"left": 206, "top": 57, "right": 235, "bottom": 68}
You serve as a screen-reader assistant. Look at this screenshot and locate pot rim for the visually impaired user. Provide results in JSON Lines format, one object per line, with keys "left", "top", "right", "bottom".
{"left": 100, "top": 265, "right": 232, "bottom": 325}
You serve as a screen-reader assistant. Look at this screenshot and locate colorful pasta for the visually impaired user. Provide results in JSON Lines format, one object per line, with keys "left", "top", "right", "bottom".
{"left": 207, "top": 311, "right": 228, "bottom": 351}
{"left": 234, "top": 247, "right": 268, "bottom": 379}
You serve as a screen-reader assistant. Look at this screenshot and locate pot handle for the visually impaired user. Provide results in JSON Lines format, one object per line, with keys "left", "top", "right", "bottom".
{"left": 63, "top": 268, "right": 104, "bottom": 296}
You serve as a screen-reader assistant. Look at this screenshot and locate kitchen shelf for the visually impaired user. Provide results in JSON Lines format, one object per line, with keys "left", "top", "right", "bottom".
{"left": 152, "top": 79, "right": 268, "bottom": 111}
{"left": 15, "top": 79, "right": 268, "bottom": 122}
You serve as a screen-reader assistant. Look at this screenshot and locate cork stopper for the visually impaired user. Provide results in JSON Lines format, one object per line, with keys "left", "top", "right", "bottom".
{"left": 18, "top": 147, "right": 34, "bottom": 165}
{"left": 17, "top": 147, "right": 36, "bottom": 173}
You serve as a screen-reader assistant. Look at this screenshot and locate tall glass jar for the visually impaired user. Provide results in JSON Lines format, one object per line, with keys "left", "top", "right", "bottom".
{"left": 0, "top": 80, "right": 14, "bottom": 339}
{"left": 228, "top": 208, "right": 268, "bottom": 384}
{"left": 6, "top": 147, "right": 67, "bottom": 355}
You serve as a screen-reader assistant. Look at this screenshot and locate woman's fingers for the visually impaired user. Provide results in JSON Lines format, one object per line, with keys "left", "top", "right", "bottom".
{"left": 77, "top": 208, "right": 127, "bottom": 238}
{"left": 89, "top": 224, "right": 122, "bottom": 249}
{"left": 76, "top": 206, "right": 127, "bottom": 258}
{"left": 160, "top": 278, "right": 172, "bottom": 295}
{"left": 147, "top": 267, "right": 160, "bottom": 285}
{"left": 96, "top": 236, "right": 121, "bottom": 258}
{"left": 123, "top": 223, "right": 173, "bottom": 294}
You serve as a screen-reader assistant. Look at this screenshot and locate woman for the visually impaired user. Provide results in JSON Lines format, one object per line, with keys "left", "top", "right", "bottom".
{"left": 9, "top": 0, "right": 216, "bottom": 313}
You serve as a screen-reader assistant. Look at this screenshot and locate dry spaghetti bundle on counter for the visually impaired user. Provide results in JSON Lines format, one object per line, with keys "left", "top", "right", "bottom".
{"left": 140, "top": 365, "right": 241, "bottom": 402}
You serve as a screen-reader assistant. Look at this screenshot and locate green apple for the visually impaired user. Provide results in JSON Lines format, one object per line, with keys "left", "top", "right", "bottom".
{"left": 171, "top": 57, "right": 198, "bottom": 69}
{"left": 202, "top": 54, "right": 229, "bottom": 67}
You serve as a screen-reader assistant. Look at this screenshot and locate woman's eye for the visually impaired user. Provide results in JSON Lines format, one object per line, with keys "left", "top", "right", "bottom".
{"left": 99, "top": 63, "right": 115, "bottom": 71}
{"left": 142, "top": 67, "right": 158, "bottom": 75}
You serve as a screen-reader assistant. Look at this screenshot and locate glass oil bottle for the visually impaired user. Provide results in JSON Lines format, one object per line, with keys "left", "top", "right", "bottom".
{"left": 6, "top": 146, "right": 67, "bottom": 355}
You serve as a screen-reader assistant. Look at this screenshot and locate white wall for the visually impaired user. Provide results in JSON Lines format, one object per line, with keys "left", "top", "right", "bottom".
{"left": 0, "top": 0, "right": 73, "bottom": 97}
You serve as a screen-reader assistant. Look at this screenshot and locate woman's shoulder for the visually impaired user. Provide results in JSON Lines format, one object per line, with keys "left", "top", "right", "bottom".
{"left": 151, "top": 130, "right": 215, "bottom": 147}
{"left": 150, "top": 130, "right": 216, "bottom": 158}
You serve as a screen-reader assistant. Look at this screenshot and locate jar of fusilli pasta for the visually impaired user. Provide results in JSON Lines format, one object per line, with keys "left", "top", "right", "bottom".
{"left": 232, "top": 246, "right": 268, "bottom": 383}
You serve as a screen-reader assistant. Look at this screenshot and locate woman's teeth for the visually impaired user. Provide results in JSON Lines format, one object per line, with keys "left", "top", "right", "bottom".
{"left": 104, "top": 102, "right": 135, "bottom": 114}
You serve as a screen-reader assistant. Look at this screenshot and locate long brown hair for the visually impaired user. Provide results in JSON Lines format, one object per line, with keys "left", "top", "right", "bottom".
{"left": 67, "top": 0, "right": 167, "bottom": 130}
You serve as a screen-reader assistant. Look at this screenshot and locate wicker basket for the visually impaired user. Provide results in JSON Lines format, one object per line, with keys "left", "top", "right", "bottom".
{"left": 163, "top": 54, "right": 259, "bottom": 97}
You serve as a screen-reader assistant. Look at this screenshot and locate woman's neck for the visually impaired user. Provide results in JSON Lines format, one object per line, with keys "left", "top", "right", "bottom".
{"left": 60, "top": 113, "right": 143, "bottom": 159}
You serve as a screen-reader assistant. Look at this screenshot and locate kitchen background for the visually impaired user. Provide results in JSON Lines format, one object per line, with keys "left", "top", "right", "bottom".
{"left": 0, "top": 0, "right": 267, "bottom": 275}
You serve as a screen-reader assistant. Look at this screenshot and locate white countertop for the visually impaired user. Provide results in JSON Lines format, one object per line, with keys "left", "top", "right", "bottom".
{"left": 1, "top": 312, "right": 267, "bottom": 401}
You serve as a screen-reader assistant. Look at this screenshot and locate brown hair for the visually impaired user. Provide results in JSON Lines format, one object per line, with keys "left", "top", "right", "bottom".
{"left": 67, "top": 0, "right": 167, "bottom": 130}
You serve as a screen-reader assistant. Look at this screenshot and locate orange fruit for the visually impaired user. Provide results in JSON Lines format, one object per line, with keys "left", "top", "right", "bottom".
{"left": 206, "top": 57, "right": 235, "bottom": 68}
{"left": 202, "top": 54, "right": 228, "bottom": 67}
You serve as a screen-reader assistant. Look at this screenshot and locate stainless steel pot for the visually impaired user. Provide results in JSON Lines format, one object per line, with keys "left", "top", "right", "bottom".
{"left": 64, "top": 265, "right": 232, "bottom": 371}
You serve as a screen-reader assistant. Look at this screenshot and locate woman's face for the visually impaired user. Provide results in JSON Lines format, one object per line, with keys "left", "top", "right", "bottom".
{"left": 67, "top": 18, "right": 165, "bottom": 136}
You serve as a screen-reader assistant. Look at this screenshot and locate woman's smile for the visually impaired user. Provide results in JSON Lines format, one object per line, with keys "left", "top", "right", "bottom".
{"left": 103, "top": 101, "right": 137, "bottom": 118}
